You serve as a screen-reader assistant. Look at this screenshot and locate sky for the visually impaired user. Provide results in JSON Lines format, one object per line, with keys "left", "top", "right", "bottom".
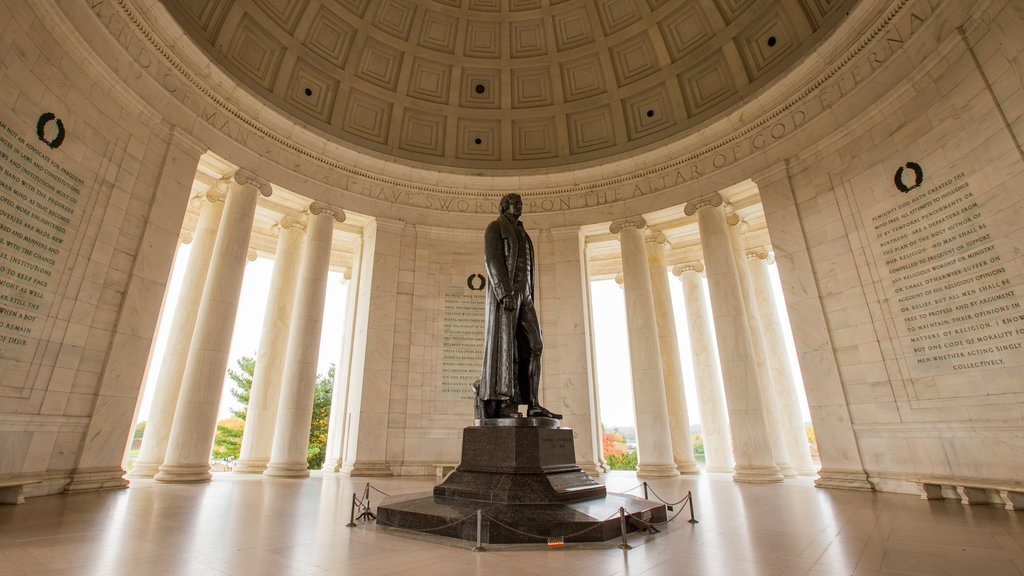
{"left": 137, "top": 243, "right": 810, "bottom": 434}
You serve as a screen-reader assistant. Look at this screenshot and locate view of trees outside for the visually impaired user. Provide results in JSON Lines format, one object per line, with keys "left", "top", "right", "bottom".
{"left": 130, "top": 356, "right": 335, "bottom": 472}
{"left": 211, "top": 355, "right": 335, "bottom": 470}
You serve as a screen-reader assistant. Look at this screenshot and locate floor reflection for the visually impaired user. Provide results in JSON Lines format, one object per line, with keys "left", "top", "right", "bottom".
{"left": 0, "top": 471, "right": 1021, "bottom": 575}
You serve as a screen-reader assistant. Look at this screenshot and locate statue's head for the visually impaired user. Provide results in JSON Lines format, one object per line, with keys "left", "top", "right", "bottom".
{"left": 499, "top": 193, "right": 523, "bottom": 217}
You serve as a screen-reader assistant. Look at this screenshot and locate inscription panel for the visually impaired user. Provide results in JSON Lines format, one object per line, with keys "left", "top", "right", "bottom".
{"left": 868, "top": 173, "right": 1023, "bottom": 378}
{"left": 0, "top": 120, "right": 81, "bottom": 362}
{"left": 441, "top": 287, "right": 485, "bottom": 401}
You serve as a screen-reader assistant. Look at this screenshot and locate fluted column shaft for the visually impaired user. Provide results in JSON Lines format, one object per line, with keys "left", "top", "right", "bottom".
{"left": 645, "top": 235, "right": 699, "bottom": 474}
{"left": 266, "top": 204, "right": 344, "bottom": 477}
{"left": 610, "top": 217, "right": 678, "bottom": 478}
{"left": 685, "top": 195, "right": 781, "bottom": 483}
{"left": 155, "top": 172, "right": 270, "bottom": 483}
{"left": 674, "top": 263, "right": 735, "bottom": 473}
{"left": 323, "top": 239, "right": 361, "bottom": 472}
{"left": 233, "top": 217, "right": 306, "bottom": 474}
{"left": 747, "top": 249, "right": 816, "bottom": 475}
{"left": 129, "top": 190, "right": 225, "bottom": 478}
{"left": 727, "top": 218, "right": 795, "bottom": 478}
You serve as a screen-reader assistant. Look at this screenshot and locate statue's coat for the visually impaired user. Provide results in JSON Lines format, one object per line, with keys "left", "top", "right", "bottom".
{"left": 479, "top": 212, "right": 538, "bottom": 405}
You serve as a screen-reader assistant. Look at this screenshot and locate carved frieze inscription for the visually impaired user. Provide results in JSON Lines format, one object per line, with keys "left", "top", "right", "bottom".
{"left": 871, "top": 173, "right": 1022, "bottom": 376}
{"left": 0, "top": 120, "right": 81, "bottom": 360}
{"left": 441, "top": 287, "right": 485, "bottom": 401}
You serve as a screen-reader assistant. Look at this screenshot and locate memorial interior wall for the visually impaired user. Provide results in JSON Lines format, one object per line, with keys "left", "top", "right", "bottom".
{"left": 1, "top": 0, "right": 1023, "bottom": 499}
{"left": 765, "top": 0, "right": 1024, "bottom": 494}
{"left": 0, "top": 1, "right": 192, "bottom": 496}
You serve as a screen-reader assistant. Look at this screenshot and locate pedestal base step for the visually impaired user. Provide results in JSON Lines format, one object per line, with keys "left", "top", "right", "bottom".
{"left": 377, "top": 492, "right": 666, "bottom": 544}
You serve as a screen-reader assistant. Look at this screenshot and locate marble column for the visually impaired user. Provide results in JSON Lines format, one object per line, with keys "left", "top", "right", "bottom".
{"left": 673, "top": 262, "right": 735, "bottom": 473}
{"left": 753, "top": 162, "right": 870, "bottom": 490}
{"left": 128, "top": 188, "right": 226, "bottom": 478}
{"left": 265, "top": 204, "right": 345, "bottom": 477}
{"left": 155, "top": 170, "right": 271, "bottom": 483}
{"left": 537, "top": 227, "right": 603, "bottom": 476}
{"left": 747, "top": 248, "right": 817, "bottom": 475}
{"left": 340, "top": 218, "right": 405, "bottom": 477}
{"left": 581, "top": 243, "right": 609, "bottom": 473}
{"left": 68, "top": 127, "right": 204, "bottom": 492}
{"left": 609, "top": 217, "right": 678, "bottom": 477}
{"left": 323, "top": 237, "right": 362, "bottom": 472}
{"left": 233, "top": 216, "right": 306, "bottom": 474}
{"left": 645, "top": 232, "right": 699, "bottom": 474}
{"left": 728, "top": 215, "right": 795, "bottom": 478}
{"left": 684, "top": 194, "right": 782, "bottom": 483}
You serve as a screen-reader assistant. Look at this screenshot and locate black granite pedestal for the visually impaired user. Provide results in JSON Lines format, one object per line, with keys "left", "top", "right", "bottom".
{"left": 376, "top": 419, "right": 667, "bottom": 544}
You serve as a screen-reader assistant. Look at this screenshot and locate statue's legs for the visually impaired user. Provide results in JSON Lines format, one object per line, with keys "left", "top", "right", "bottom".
{"left": 518, "top": 303, "right": 562, "bottom": 419}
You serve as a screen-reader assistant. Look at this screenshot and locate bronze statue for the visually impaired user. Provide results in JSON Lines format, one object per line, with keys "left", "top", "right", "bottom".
{"left": 476, "top": 193, "right": 561, "bottom": 420}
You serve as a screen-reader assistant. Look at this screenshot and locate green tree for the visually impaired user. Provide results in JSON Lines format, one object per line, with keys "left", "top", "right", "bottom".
{"left": 133, "top": 420, "right": 146, "bottom": 441}
{"left": 228, "top": 355, "right": 255, "bottom": 421}
{"left": 212, "top": 417, "right": 245, "bottom": 460}
{"left": 307, "top": 364, "right": 334, "bottom": 470}
{"left": 605, "top": 451, "right": 638, "bottom": 471}
{"left": 692, "top": 433, "right": 704, "bottom": 455}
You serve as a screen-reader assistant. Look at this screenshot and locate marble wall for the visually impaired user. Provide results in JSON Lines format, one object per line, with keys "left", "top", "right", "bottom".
{"left": 759, "top": 0, "right": 1024, "bottom": 495}
{"left": 2, "top": 0, "right": 1023, "bottom": 501}
{"left": 0, "top": 2, "right": 195, "bottom": 497}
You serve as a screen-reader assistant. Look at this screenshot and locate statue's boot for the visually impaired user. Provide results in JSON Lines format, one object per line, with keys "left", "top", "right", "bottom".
{"left": 525, "top": 351, "right": 561, "bottom": 419}
{"left": 498, "top": 400, "right": 521, "bottom": 418}
{"left": 527, "top": 405, "right": 562, "bottom": 419}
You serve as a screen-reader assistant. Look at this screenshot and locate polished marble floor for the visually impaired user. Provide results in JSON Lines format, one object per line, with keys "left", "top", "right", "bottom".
{"left": 1, "top": 471, "right": 1022, "bottom": 575}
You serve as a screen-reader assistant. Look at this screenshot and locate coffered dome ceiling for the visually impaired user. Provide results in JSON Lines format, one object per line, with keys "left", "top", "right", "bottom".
{"left": 163, "top": 0, "right": 852, "bottom": 171}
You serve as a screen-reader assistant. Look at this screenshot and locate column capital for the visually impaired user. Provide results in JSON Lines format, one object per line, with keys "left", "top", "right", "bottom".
{"left": 179, "top": 230, "right": 194, "bottom": 245}
{"left": 745, "top": 247, "right": 773, "bottom": 263}
{"left": 231, "top": 170, "right": 273, "bottom": 197}
{"left": 309, "top": 202, "right": 346, "bottom": 223}
{"left": 189, "top": 188, "right": 227, "bottom": 210}
{"left": 683, "top": 192, "right": 723, "bottom": 216}
{"left": 609, "top": 215, "right": 647, "bottom": 235}
{"left": 272, "top": 214, "right": 306, "bottom": 236}
{"left": 246, "top": 248, "right": 259, "bottom": 261}
{"left": 672, "top": 262, "right": 704, "bottom": 276}
{"left": 614, "top": 272, "right": 624, "bottom": 287}
{"left": 645, "top": 230, "right": 668, "bottom": 245}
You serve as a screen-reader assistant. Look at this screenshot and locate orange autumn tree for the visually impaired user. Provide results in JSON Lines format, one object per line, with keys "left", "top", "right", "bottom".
{"left": 603, "top": 429, "right": 626, "bottom": 456}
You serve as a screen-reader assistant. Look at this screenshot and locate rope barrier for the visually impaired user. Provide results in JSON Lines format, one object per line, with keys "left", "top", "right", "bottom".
{"left": 348, "top": 480, "right": 698, "bottom": 545}
{"left": 368, "top": 484, "right": 391, "bottom": 497}
{"left": 643, "top": 484, "right": 690, "bottom": 507}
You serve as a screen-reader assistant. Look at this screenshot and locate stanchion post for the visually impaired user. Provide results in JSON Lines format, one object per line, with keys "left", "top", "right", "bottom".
{"left": 473, "top": 509, "right": 485, "bottom": 552}
{"left": 687, "top": 490, "right": 699, "bottom": 524}
{"left": 643, "top": 481, "right": 649, "bottom": 500}
{"left": 617, "top": 507, "right": 633, "bottom": 550}
{"left": 346, "top": 493, "right": 357, "bottom": 527}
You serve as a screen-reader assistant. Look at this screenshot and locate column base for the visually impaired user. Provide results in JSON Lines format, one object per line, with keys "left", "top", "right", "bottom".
{"left": 231, "top": 460, "right": 268, "bottom": 474}
{"left": 733, "top": 464, "right": 784, "bottom": 483}
{"left": 125, "top": 461, "right": 162, "bottom": 479}
{"left": 779, "top": 463, "right": 798, "bottom": 478}
{"left": 704, "top": 465, "right": 735, "bottom": 474}
{"left": 320, "top": 458, "right": 343, "bottom": 473}
{"left": 263, "top": 463, "right": 310, "bottom": 478}
{"left": 675, "top": 460, "right": 701, "bottom": 475}
{"left": 636, "top": 463, "right": 681, "bottom": 478}
{"left": 154, "top": 464, "right": 212, "bottom": 483}
{"left": 65, "top": 467, "right": 129, "bottom": 493}
{"left": 796, "top": 467, "right": 819, "bottom": 477}
{"left": 814, "top": 468, "right": 873, "bottom": 491}
{"left": 339, "top": 461, "right": 393, "bottom": 477}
